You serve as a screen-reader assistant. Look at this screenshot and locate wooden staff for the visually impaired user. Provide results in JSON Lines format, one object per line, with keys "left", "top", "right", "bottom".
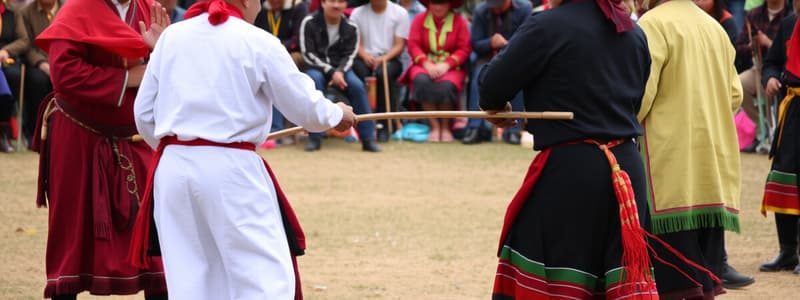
{"left": 381, "top": 60, "right": 395, "bottom": 134}
{"left": 268, "top": 111, "right": 573, "bottom": 140}
{"left": 16, "top": 63, "right": 25, "bottom": 152}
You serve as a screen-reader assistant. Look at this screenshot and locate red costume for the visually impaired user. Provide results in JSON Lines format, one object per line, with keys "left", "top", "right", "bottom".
{"left": 402, "top": 1, "right": 470, "bottom": 92}
{"left": 31, "top": 0, "right": 166, "bottom": 297}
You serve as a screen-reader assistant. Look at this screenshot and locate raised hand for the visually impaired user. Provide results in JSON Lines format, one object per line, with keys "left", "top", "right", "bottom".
{"left": 139, "top": 1, "right": 170, "bottom": 49}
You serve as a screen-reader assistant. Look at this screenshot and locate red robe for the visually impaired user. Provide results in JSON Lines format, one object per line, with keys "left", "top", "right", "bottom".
{"left": 402, "top": 11, "right": 471, "bottom": 92}
{"left": 31, "top": 0, "right": 166, "bottom": 297}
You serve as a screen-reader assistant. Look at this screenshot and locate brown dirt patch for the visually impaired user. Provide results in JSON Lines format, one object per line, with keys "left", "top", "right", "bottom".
{"left": 1, "top": 141, "right": 798, "bottom": 299}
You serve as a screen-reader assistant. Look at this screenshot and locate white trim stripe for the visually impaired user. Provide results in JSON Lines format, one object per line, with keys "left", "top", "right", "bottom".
{"left": 118, "top": 71, "right": 129, "bottom": 107}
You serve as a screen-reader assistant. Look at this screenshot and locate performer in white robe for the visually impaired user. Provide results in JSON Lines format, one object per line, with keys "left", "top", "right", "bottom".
{"left": 132, "top": 0, "right": 357, "bottom": 298}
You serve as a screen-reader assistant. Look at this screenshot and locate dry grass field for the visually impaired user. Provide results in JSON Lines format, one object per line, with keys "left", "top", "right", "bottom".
{"left": 1, "top": 139, "right": 799, "bottom": 299}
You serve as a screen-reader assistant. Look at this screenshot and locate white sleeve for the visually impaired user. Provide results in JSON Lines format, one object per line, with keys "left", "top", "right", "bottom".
{"left": 133, "top": 37, "right": 163, "bottom": 150}
{"left": 395, "top": 6, "right": 410, "bottom": 39}
{"left": 261, "top": 43, "right": 343, "bottom": 132}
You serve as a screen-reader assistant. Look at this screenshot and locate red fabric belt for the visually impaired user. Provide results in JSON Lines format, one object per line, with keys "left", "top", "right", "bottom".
{"left": 128, "top": 136, "right": 306, "bottom": 299}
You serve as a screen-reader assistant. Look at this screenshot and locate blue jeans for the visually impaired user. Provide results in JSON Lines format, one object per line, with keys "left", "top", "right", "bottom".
{"left": 303, "top": 68, "right": 375, "bottom": 141}
{"left": 727, "top": 0, "right": 745, "bottom": 32}
{"left": 271, "top": 107, "right": 284, "bottom": 132}
{"left": 467, "top": 63, "right": 523, "bottom": 133}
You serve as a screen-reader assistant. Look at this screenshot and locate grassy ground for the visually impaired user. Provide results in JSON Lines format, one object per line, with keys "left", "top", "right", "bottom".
{"left": 1, "top": 139, "right": 798, "bottom": 299}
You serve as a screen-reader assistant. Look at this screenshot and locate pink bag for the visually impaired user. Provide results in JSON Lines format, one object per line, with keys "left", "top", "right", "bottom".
{"left": 735, "top": 110, "right": 756, "bottom": 150}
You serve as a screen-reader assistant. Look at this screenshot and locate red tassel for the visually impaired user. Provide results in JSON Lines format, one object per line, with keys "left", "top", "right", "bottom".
{"left": 594, "top": 141, "right": 657, "bottom": 297}
{"left": 613, "top": 170, "right": 656, "bottom": 294}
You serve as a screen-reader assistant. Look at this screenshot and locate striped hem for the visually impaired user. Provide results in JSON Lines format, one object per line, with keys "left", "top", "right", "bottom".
{"left": 44, "top": 272, "right": 166, "bottom": 298}
{"left": 493, "top": 246, "right": 658, "bottom": 299}
{"left": 762, "top": 171, "right": 800, "bottom": 215}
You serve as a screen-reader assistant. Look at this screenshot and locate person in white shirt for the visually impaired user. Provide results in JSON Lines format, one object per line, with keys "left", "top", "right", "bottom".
{"left": 132, "top": 0, "right": 357, "bottom": 298}
{"left": 350, "top": 0, "right": 409, "bottom": 141}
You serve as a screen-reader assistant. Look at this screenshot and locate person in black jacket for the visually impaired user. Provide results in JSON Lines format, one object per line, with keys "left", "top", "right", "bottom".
{"left": 478, "top": 0, "right": 656, "bottom": 298}
{"left": 300, "top": 0, "right": 380, "bottom": 152}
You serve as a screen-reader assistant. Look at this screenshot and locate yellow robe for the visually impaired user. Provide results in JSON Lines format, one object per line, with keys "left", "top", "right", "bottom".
{"left": 637, "top": 0, "right": 743, "bottom": 234}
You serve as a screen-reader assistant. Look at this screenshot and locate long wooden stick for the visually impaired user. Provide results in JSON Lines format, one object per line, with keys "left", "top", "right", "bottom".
{"left": 267, "top": 111, "right": 573, "bottom": 140}
{"left": 381, "top": 60, "right": 393, "bottom": 134}
{"left": 16, "top": 63, "right": 25, "bottom": 152}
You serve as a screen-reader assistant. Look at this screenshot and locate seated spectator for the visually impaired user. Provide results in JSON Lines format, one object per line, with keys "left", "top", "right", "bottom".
{"left": 300, "top": 0, "right": 381, "bottom": 152}
{"left": 19, "top": 0, "right": 58, "bottom": 147}
{"left": 350, "top": 0, "right": 409, "bottom": 142}
{"left": 694, "top": 0, "right": 737, "bottom": 43}
{"left": 734, "top": 0, "right": 788, "bottom": 150}
{"left": 401, "top": 0, "right": 470, "bottom": 142}
{"left": 463, "top": 0, "right": 530, "bottom": 145}
{"left": 0, "top": 1, "right": 29, "bottom": 150}
{"left": 157, "top": 0, "right": 185, "bottom": 23}
{"left": 255, "top": 0, "right": 309, "bottom": 146}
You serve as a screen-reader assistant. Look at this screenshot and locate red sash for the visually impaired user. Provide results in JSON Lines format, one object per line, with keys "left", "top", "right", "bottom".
{"left": 128, "top": 136, "right": 305, "bottom": 299}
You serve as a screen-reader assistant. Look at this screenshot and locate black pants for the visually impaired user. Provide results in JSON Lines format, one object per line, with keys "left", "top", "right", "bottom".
{"left": 653, "top": 228, "right": 725, "bottom": 299}
{"left": 352, "top": 57, "right": 402, "bottom": 131}
{"left": 23, "top": 66, "right": 52, "bottom": 141}
{"left": 775, "top": 212, "right": 800, "bottom": 246}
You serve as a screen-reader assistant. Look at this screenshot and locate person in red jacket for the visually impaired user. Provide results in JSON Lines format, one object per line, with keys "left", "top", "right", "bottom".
{"left": 401, "top": 0, "right": 470, "bottom": 142}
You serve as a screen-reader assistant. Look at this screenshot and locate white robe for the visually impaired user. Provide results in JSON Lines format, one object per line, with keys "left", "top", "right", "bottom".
{"left": 134, "top": 13, "right": 343, "bottom": 300}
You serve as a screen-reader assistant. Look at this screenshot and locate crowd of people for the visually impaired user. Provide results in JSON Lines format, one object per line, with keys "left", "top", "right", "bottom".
{"left": 4, "top": 0, "right": 800, "bottom": 299}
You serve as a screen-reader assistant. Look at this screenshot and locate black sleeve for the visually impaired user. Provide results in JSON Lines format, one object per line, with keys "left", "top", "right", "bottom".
{"left": 335, "top": 24, "right": 359, "bottom": 74}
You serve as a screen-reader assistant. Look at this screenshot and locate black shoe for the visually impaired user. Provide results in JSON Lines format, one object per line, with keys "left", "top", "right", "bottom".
{"left": 504, "top": 132, "right": 521, "bottom": 145}
{"left": 377, "top": 129, "right": 390, "bottom": 143}
{"left": 721, "top": 263, "right": 754, "bottom": 289}
{"left": 462, "top": 128, "right": 482, "bottom": 145}
{"left": 759, "top": 245, "right": 799, "bottom": 272}
{"left": 362, "top": 140, "right": 381, "bottom": 152}
{"left": 304, "top": 137, "right": 321, "bottom": 152}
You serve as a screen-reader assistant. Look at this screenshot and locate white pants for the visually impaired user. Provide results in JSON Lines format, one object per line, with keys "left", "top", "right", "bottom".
{"left": 153, "top": 145, "right": 295, "bottom": 299}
